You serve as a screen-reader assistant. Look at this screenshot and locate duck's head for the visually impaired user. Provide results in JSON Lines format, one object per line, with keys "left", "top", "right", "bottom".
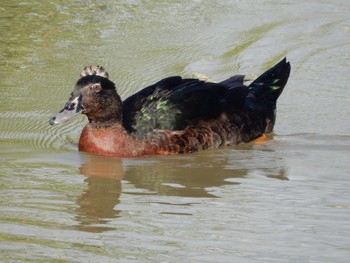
{"left": 49, "top": 66, "right": 122, "bottom": 127}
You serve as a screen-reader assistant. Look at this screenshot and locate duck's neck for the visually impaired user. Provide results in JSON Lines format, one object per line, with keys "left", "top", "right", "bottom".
{"left": 88, "top": 117, "right": 121, "bottom": 129}
{"left": 78, "top": 122, "right": 152, "bottom": 157}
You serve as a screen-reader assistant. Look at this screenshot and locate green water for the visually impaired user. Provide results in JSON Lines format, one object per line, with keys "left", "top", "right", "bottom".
{"left": 1, "top": 0, "right": 350, "bottom": 262}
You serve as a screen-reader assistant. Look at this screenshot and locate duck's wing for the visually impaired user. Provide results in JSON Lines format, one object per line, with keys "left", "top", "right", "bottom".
{"left": 122, "top": 76, "right": 184, "bottom": 135}
{"left": 123, "top": 76, "right": 248, "bottom": 137}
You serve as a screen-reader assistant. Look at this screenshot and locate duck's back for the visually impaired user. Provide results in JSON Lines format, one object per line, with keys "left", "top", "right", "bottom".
{"left": 122, "top": 76, "right": 248, "bottom": 138}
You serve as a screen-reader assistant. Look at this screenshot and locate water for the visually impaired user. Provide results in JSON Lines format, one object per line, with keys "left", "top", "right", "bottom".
{"left": 1, "top": 0, "right": 350, "bottom": 262}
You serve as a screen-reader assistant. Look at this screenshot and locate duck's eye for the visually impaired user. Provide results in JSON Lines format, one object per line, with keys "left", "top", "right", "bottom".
{"left": 91, "top": 83, "right": 102, "bottom": 93}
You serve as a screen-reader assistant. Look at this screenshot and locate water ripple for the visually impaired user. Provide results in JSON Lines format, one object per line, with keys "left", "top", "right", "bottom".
{"left": 0, "top": 110, "right": 83, "bottom": 150}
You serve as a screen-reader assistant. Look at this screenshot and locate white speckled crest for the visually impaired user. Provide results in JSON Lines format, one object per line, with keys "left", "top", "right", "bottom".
{"left": 80, "top": 65, "right": 109, "bottom": 79}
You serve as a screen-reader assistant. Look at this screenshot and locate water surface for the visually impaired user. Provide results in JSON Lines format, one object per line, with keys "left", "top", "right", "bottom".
{"left": 1, "top": 0, "right": 350, "bottom": 262}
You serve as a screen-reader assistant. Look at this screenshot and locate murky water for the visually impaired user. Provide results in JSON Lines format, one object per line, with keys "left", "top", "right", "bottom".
{"left": 1, "top": 0, "right": 350, "bottom": 262}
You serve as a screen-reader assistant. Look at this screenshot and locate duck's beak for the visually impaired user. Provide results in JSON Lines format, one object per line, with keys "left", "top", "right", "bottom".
{"left": 49, "top": 95, "right": 83, "bottom": 125}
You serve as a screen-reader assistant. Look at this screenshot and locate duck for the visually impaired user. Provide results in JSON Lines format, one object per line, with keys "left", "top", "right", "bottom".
{"left": 49, "top": 58, "right": 291, "bottom": 157}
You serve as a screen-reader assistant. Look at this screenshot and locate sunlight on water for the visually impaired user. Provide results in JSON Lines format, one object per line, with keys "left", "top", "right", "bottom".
{"left": 1, "top": 0, "right": 350, "bottom": 262}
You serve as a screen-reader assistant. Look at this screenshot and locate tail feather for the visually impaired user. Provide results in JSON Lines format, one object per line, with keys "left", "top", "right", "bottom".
{"left": 248, "top": 57, "right": 291, "bottom": 105}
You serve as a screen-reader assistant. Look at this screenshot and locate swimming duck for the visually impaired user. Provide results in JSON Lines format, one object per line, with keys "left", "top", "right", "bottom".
{"left": 49, "top": 58, "right": 290, "bottom": 157}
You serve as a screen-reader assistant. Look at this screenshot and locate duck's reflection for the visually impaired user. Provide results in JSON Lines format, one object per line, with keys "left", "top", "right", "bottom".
{"left": 74, "top": 142, "right": 288, "bottom": 232}
{"left": 122, "top": 154, "right": 243, "bottom": 198}
{"left": 74, "top": 154, "right": 124, "bottom": 232}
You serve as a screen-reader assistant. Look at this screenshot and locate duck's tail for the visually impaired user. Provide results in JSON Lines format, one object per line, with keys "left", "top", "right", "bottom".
{"left": 245, "top": 58, "right": 291, "bottom": 133}
{"left": 248, "top": 57, "right": 291, "bottom": 107}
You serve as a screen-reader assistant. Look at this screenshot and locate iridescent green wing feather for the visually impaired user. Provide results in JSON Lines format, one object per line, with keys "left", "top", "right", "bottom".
{"left": 122, "top": 76, "right": 185, "bottom": 136}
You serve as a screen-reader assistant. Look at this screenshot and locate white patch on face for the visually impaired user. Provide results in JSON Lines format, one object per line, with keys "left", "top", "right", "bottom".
{"left": 71, "top": 96, "right": 80, "bottom": 111}
{"left": 64, "top": 95, "right": 82, "bottom": 113}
